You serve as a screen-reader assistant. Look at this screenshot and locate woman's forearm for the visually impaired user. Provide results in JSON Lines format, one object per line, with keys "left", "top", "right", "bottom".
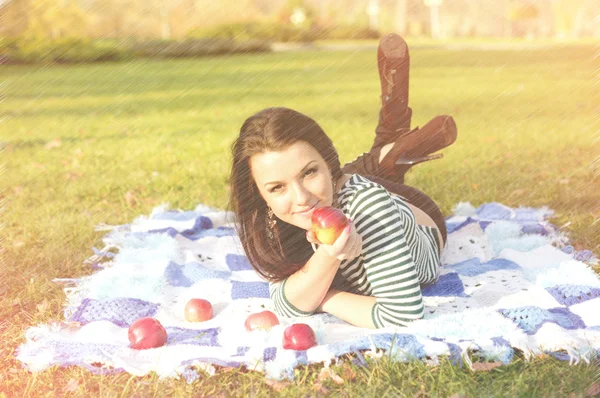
{"left": 283, "top": 246, "right": 342, "bottom": 313}
{"left": 318, "top": 289, "right": 377, "bottom": 329}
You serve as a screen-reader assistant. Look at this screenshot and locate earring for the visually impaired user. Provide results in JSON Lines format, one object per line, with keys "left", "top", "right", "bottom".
{"left": 266, "top": 207, "right": 276, "bottom": 240}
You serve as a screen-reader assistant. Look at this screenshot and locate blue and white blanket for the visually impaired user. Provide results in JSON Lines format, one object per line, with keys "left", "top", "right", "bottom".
{"left": 16, "top": 202, "right": 600, "bottom": 381}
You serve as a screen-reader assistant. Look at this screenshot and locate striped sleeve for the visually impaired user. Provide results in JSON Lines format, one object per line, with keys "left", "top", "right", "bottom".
{"left": 269, "top": 279, "right": 315, "bottom": 318}
{"left": 348, "top": 186, "right": 425, "bottom": 328}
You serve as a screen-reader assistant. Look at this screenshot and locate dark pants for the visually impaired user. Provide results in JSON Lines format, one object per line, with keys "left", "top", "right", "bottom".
{"left": 355, "top": 174, "right": 447, "bottom": 246}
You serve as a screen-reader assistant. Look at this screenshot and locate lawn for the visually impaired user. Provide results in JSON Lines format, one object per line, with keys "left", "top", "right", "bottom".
{"left": 1, "top": 41, "right": 599, "bottom": 396}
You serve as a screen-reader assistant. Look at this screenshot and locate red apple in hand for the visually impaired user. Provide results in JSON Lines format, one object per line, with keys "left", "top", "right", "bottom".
{"left": 184, "top": 298, "right": 213, "bottom": 322}
{"left": 128, "top": 317, "right": 167, "bottom": 350}
{"left": 282, "top": 323, "right": 318, "bottom": 350}
{"left": 245, "top": 310, "right": 280, "bottom": 331}
{"left": 311, "top": 206, "right": 349, "bottom": 245}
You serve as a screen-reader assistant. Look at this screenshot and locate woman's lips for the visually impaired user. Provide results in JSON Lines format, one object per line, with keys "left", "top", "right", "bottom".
{"left": 295, "top": 202, "right": 318, "bottom": 215}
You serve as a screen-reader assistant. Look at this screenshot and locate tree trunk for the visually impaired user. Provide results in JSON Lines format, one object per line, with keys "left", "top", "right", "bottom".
{"left": 394, "top": 0, "right": 407, "bottom": 35}
{"left": 159, "top": 0, "right": 171, "bottom": 39}
{"left": 429, "top": 4, "right": 440, "bottom": 38}
{"left": 571, "top": 0, "right": 593, "bottom": 38}
{"left": 504, "top": 0, "right": 512, "bottom": 38}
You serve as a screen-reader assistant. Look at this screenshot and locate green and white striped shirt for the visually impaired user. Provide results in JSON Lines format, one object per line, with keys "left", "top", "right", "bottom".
{"left": 269, "top": 174, "right": 441, "bottom": 328}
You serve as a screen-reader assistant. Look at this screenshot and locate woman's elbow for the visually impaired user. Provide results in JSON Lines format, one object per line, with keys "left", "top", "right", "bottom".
{"left": 271, "top": 298, "right": 316, "bottom": 318}
{"left": 373, "top": 304, "right": 424, "bottom": 328}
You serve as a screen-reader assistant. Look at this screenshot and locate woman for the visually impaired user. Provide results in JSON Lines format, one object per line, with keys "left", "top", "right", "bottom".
{"left": 229, "top": 34, "right": 457, "bottom": 329}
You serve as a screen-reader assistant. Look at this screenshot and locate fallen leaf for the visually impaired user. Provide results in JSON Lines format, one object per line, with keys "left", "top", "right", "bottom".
{"left": 63, "top": 378, "right": 79, "bottom": 393}
{"left": 12, "top": 186, "right": 23, "bottom": 196}
{"left": 33, "top": 163, "right": 46, "bottom": 172}
{"left": 559, "top": 179, "right": 570, "bottom": 185}
{"left": 59, "top": 321, "right": 82, "bottom": 332}
{"left": 471, "top": 183, "right": 479, "bottom": 190}
{"left": 44, "top": 139, "right": 62, "bottom": 149}
{"left": 510, "top": 188, "right": 526, "bottom": 197}
{"left": 586, "top": 384, "right": 600, "bottom": 396}
{"left": 264, "top": 378, "right": 290, "bottom": 392}
{"left": 471, "top": 361, "right": 502, "bottom": 372}
{"left": 319, "top": 367, "right": 344, "bottom": 384}
{"left": 36, "top": 298, "right": 49, "bottom": 315}
{"left": 66, "top": 171, "right": 82, "bottom": 181}
{"left": 205, "top": 393, "right": 227, "bottom": 398}
{"left": 313, "top": 381, "right": 330, "bottom": 394}
{"left": 217, "top": 366, "right": 238, "bottom": 373}
{"left": 124, "top": 191, "right": 137, "bottom": 207}
{"left": 341, "top": 363, "right": 356, "bottom": 381}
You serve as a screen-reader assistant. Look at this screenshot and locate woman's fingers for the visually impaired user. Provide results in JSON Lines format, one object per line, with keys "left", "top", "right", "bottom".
{"left": 347, "top": 231, "right": 362, "bottom": 259}
{"left": 330, "top": 223, "right": 353, "bottom": 252}
{"left": 331, "top": 222, "right": 362, "bottom": 260}
{"left": 306, "top": 229, "right": 318, "bottom": 244}
{"left": 310, "top": 220, "right": 361, "bottom": 260}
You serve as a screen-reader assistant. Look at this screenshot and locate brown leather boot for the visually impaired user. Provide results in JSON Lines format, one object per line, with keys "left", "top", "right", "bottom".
{"left": 372, "top": 33, "right": 412, "bottom": 150}
{"left": 342, "top": 115, "right": 457, "bottom": 184}
{"left": 341, "top": 33, "right": 458, "bottom": 184}
{"left": 340, "top": 34, "right": 413, "bottom": 180}
{"left": 380, "top": 115, "right": 457, "bottom": 182}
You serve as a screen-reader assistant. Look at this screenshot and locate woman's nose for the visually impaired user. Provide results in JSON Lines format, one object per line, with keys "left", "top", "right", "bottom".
{"left": 291, "top": 183, "right": 311, "bottom": 204}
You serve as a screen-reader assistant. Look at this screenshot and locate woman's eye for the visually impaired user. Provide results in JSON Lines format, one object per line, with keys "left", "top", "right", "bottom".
{"left": 304, "top": 167, "right": 317, "bottom": 177}
{"left": 269, "top": 185, "right": 282, "bottom": 193}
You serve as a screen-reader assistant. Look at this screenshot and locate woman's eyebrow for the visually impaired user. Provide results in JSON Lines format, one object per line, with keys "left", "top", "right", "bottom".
{"left": 263, "top": 160, "right": 318, "bottom": 187}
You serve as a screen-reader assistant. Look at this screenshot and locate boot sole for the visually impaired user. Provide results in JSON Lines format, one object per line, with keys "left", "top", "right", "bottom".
{"left": 379, "top": 34, "right": 407, "bottom": 59}
{"left": 377, "top": 33, "right": 410, "bottom": 107}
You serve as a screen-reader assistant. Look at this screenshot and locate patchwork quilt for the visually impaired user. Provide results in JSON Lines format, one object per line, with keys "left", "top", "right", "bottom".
{"left": 16, "top": 202, "right": 600, "bottom": 381}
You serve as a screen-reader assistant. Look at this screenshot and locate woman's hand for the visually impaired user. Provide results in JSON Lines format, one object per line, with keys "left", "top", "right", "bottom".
{"left": 306, "top": 221, "right": 362, "bottom": 261}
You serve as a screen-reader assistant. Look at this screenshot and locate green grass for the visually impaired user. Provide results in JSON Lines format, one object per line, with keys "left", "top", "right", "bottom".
{"left": 2, "top": 42, "right": 599, "bottom": 396}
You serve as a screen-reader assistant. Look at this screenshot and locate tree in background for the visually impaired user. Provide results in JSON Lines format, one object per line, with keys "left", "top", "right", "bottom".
{"left": 1, "top": 0, "right": 598, "bottom": 41}
{"left": 393, "top": 0, "right": 408, "bottom": 35}
{"left": 85, "top": 0, "right": 149, "bottom": 39}
{"left": 552, "top": 0, "right": 598, "bottom": 39}
{"left": 2, "top": 0, "right": 88, "bottom": 39}
{"left": 0, "top": 0, "right": 29, "bottom": 37}
{"left": 276, "top": 0, "right": 317, "bottom": 27}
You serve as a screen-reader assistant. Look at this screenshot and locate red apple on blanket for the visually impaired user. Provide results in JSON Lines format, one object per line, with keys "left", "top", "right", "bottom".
{"left": 245, "top": 310, "right": 280, "bottom": 331}
{"left": 311, "top": 206, "right": 349, "bottom": 245}
{"left": 282, "top": 323, "right": 318, "bottom": 350}
{"left": 184, "top": 298, "right": 213, "bottom": 322}
{"left": 128, "top": 317, "right": 168, "bottom": 350}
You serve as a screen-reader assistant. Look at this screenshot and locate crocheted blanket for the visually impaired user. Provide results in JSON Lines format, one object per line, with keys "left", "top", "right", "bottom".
{"left": 16, "top": 202, "right": 600, "bottom": 381}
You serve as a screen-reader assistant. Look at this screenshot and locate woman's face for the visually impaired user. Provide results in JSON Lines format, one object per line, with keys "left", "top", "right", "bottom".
{"left": 249, "top": 140, "right": 334, "bottom": 231}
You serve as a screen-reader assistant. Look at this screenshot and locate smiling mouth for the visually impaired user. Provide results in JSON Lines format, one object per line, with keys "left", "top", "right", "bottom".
{"left": 295, "top": 202, "right": 318, "bottom": 215}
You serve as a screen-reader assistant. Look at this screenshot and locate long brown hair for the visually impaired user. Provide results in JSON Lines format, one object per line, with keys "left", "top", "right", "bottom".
{"left": 229, "top": 107, "right": 343, "bottom": 282}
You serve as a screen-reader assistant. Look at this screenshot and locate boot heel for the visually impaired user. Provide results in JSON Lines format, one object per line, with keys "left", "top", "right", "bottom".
{"left": 395, "top": 153, "right": 443, "bottom": 166}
